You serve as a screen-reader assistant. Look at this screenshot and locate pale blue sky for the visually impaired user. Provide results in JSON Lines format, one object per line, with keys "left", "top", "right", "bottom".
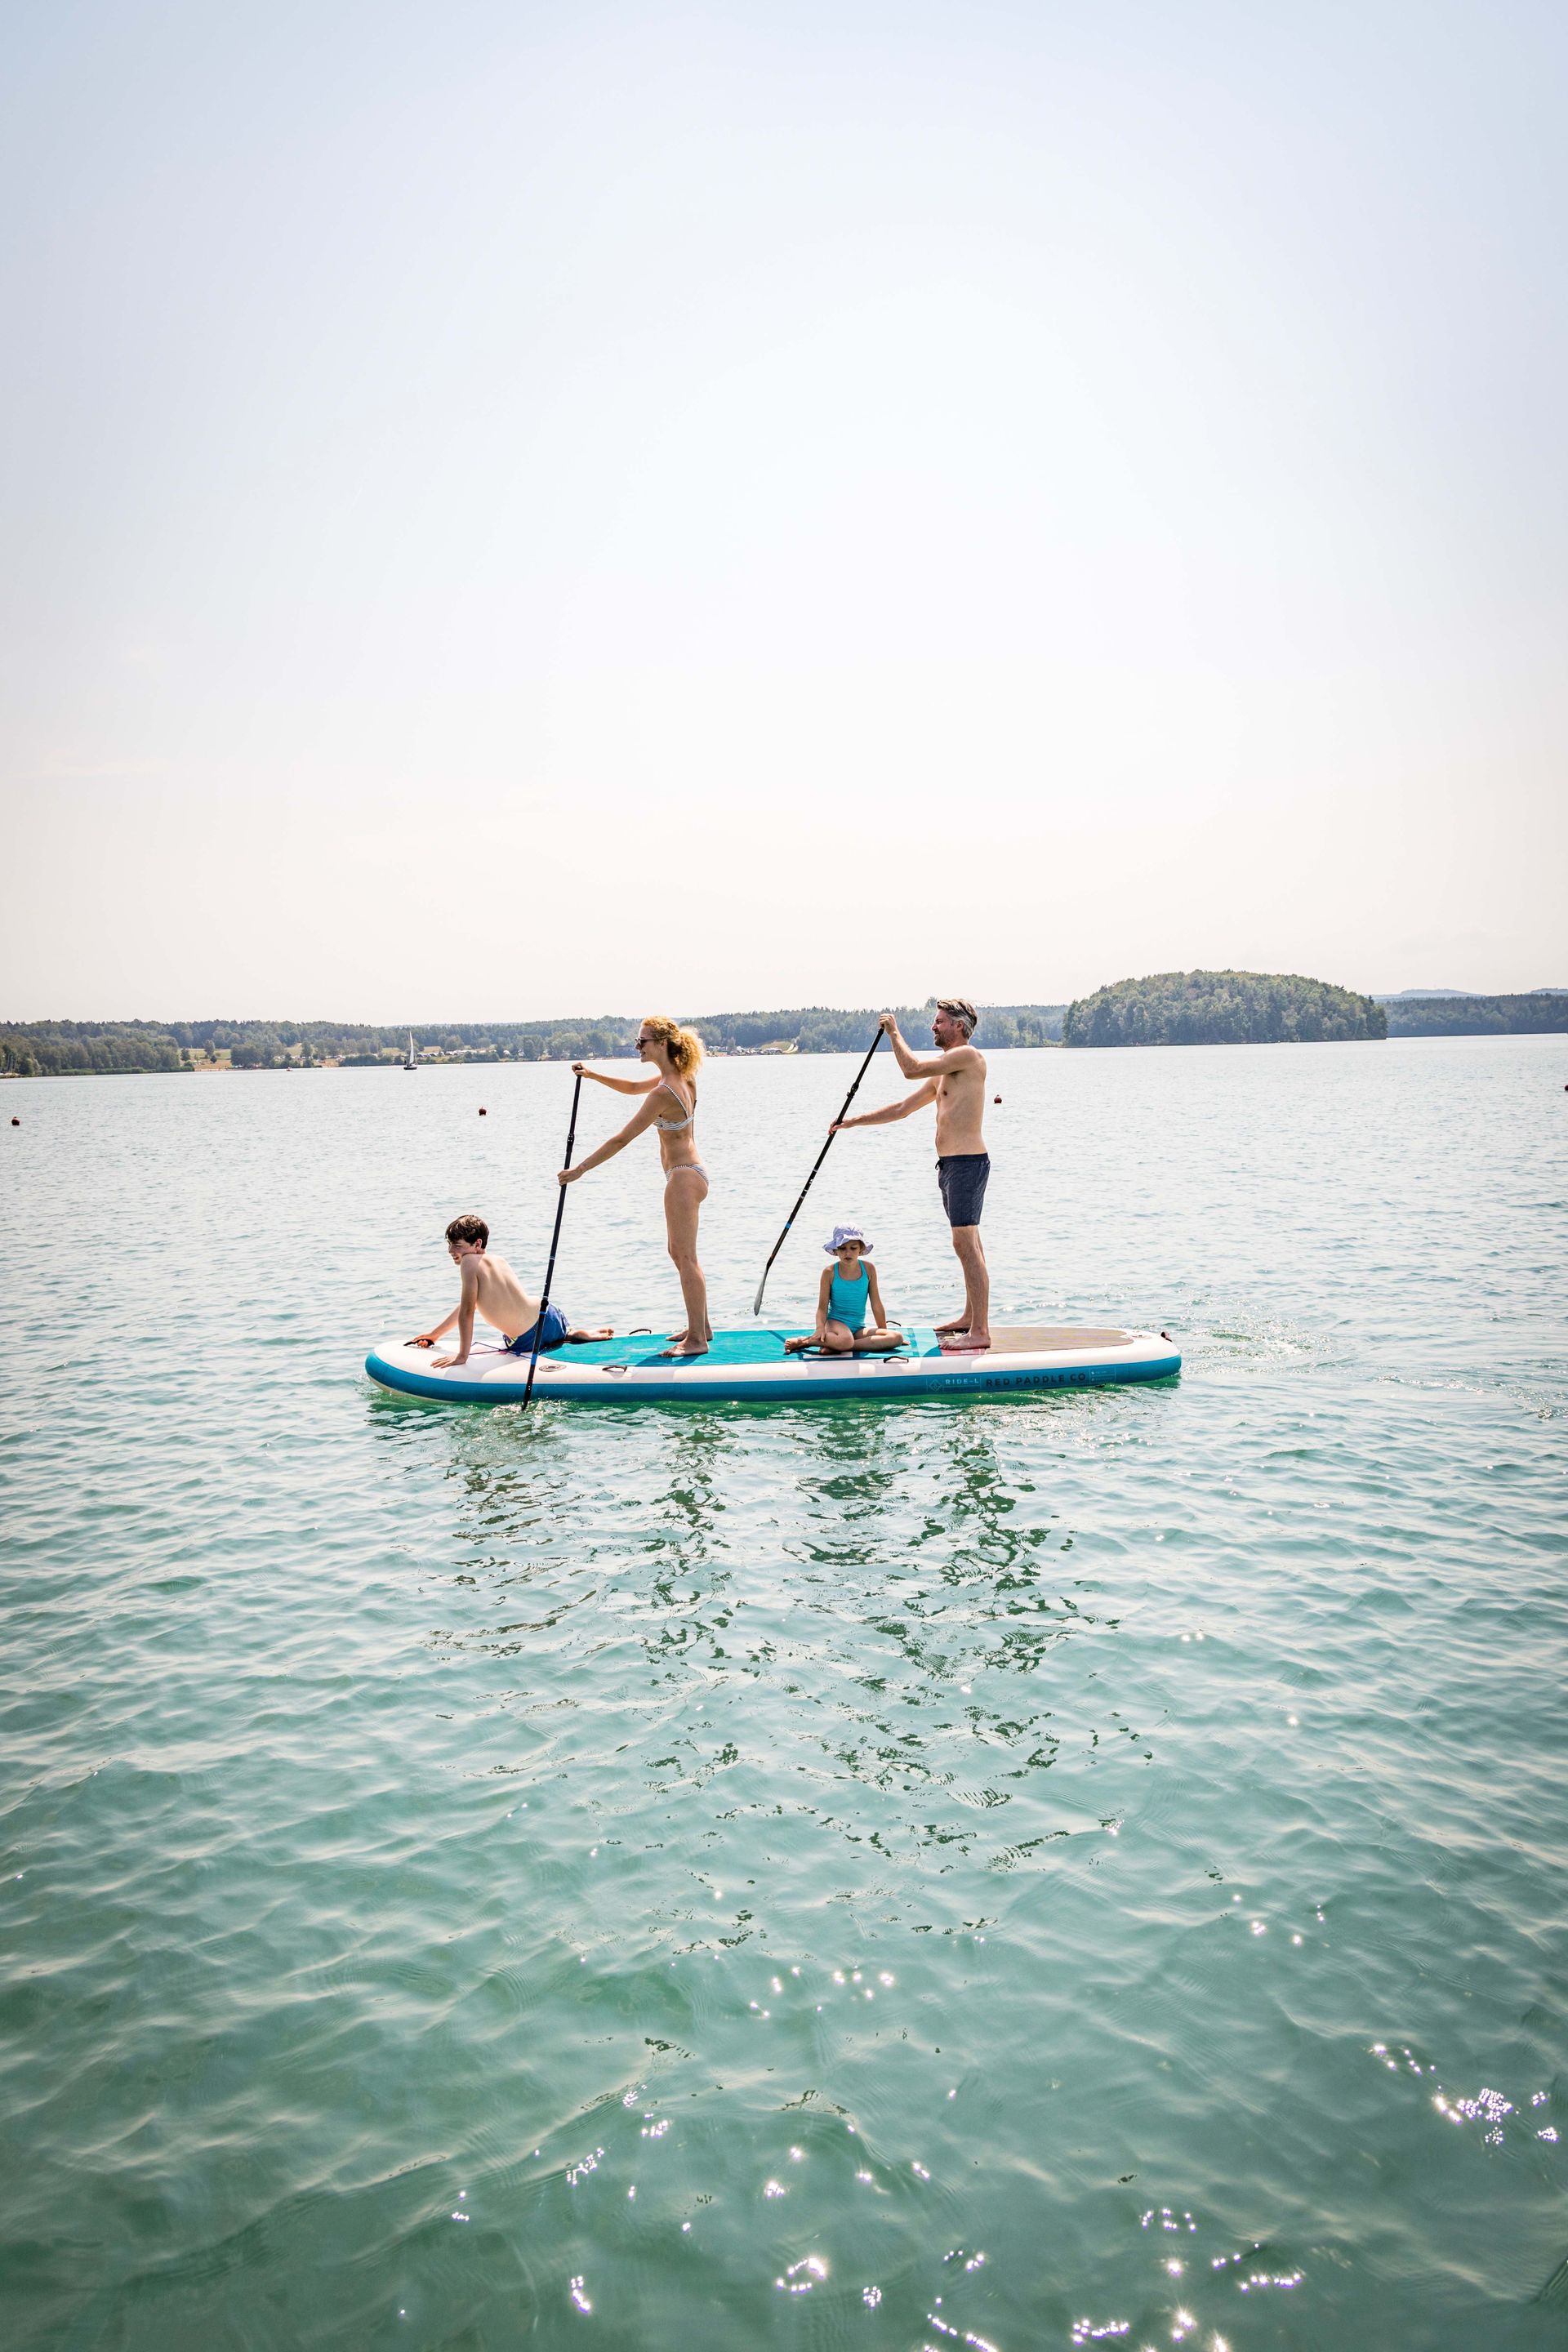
{"left": 4, "top": 0, "right": 1564, "bottom": 1018}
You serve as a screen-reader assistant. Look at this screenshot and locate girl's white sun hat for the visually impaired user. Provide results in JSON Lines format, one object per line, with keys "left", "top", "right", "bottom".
{"left": 826, "top": 1223, "right": 871, "bottom": 1254}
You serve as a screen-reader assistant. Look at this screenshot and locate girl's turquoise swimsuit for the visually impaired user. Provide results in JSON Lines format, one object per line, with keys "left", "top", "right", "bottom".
{"left": 827, "top": 1263, "right": 869, "bottom": 1332}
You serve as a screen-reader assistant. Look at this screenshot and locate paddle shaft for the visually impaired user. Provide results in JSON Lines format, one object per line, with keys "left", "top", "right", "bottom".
{"left": 523, "top": 1073, "right": 583, "bottom": 1406}
{"left": 752, "top": 1031, "right": 883, "bottom": 1315}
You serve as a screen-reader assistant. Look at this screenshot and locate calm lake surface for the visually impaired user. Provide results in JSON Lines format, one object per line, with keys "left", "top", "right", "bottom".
{"left": 2, "top": 1036, "right": 1565, "bottom": 2351}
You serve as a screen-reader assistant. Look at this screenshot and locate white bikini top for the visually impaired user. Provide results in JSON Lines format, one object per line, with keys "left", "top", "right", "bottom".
{"left": 652, "top": 1079, "right": 696, "bottom": 1132}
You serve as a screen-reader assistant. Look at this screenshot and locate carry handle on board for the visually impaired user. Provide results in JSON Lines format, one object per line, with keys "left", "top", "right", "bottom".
{"left": 752, "top": 1030, "right": 883, "bottom": 1316}
{"left": 523, "top": 1072, "right": 583, "bottom": 1407}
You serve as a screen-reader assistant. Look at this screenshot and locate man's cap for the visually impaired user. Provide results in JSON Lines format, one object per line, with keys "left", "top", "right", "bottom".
{"left": 826, "top": 1223, "right": 871, "bottom": 1253}
{"left": 937, "top": 996, "right": 978, "bottom": 1034}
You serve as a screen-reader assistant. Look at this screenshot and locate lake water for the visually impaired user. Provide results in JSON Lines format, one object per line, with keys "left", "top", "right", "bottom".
{"left": 2, "top": 1035, "right": 1565, "bottom": 2351}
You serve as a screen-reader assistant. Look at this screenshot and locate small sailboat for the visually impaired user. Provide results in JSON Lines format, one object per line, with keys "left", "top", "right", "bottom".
{"left": 403, "top": 1031, "right": 417, "bottom": 1071}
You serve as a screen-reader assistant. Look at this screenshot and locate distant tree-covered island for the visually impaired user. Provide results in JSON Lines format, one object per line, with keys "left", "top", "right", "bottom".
{"left": 1062, "top": 969, "right": 1387, "bottom": 1047}
{"left": 0, "top": 1000, "right": 1066, "bottom": 1077}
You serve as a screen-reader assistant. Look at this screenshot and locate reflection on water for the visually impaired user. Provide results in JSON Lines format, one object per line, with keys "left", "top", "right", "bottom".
{"left": 2, "top": 1039, "right": 1566, "bottom": 2350}
{"left": 405, "top": 1400, "right": 1158, "bottom": 1922}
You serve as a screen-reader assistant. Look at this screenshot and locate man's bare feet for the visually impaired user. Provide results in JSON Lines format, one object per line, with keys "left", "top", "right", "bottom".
{"left": 933, "top": 1312, "right": 969, "bottom": 1334}
{"left": 566, "top": 1325, "right": 614, "bottom": 1343}
{"left": 939, "top": 1332, "right": 991, "bottom": 1352}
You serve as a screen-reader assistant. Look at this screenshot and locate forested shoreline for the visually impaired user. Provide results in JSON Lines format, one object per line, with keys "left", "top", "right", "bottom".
{"left": 6, "top": 984, "right": 1562, "bottom": 1076}
{"left": 1381, "top": 992, "right": 1568, "bottom": 1036}
{"left": 0, "top": 1002, "right": 1066, "bottom": 1076}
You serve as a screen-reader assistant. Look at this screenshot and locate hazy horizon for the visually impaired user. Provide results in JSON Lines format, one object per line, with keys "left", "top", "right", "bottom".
{"left": 5, "top": 0, "right": 1565, "bottom": 1022}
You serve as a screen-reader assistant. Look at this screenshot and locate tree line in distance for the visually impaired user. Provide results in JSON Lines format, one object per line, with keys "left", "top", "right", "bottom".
{"left": 4, "top": 978, "right": 1564, "bottom": 1076}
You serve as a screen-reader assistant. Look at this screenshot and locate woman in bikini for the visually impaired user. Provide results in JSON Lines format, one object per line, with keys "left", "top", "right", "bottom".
{"left": 561, "top": 1015, "right": 711, "bottom": 1356}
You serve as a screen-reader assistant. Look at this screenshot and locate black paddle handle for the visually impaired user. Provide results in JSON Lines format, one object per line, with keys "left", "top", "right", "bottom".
{"left": 753, "top": 1030, "right": 883, "bottom": 1312}
{"left": 523, "top": 1072, "right": 583, "bottom": 1406}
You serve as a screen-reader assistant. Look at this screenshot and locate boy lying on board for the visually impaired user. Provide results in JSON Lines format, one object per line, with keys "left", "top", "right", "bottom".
{"left": 408, "top": 1214, "right": 612, "bottom": 1368}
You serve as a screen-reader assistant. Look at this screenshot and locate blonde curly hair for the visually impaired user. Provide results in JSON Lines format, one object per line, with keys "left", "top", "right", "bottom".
{"left": 639, "top": 1013, "right": 704, "bottom": 1077}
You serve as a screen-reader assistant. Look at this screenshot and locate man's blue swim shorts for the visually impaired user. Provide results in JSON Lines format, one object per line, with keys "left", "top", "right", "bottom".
{"left": 506, "top": 1303, "right": 571, "bottom": 1354}
{"left": 937, "top": 1152, "right": 991, "bottom": 1228}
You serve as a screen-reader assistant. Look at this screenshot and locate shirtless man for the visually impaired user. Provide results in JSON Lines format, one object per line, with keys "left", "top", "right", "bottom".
{"left": 408, "top": 1214, "right": 611, "bottom": 1368}
{"left": 830, "top": 998, "right": 991, "bottom": 1350}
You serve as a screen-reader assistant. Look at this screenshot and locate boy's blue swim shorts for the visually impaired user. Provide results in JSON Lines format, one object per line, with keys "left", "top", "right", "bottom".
{"left": 506, "top": 1303, "right": 571, "bottom": 1354}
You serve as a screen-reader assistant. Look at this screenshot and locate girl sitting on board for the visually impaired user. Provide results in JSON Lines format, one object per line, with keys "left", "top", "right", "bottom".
{"left": 783, "top": 1225, "right": 905, "bottom": 1356}
{"left": 563, "top": 1016, "right": 711, "bottom": 1358}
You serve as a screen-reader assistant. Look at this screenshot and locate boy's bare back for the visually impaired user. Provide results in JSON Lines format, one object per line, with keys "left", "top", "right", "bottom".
{"left": 465, "top": 1251, "right": 541, "bottom": 1342}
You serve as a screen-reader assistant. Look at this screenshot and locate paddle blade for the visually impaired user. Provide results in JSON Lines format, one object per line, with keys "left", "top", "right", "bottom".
{"left": 752, "top": 1271, "right": 768, "bottom": 1316}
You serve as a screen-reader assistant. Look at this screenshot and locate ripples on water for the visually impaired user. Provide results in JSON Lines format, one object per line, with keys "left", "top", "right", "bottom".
{"left": 1, "top": 1037, "right": 1565, "bottom": 2349}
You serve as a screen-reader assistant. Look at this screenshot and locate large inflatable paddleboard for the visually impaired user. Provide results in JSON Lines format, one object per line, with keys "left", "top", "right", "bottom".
{"left": 364, "top": 1325, "right": 1180, "bottom": 1406}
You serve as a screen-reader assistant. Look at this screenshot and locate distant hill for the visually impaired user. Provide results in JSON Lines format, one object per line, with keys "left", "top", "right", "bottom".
{"left": 0, "top": 1000, "right": 1067, "bottom": 1077}
{"left": 1063, "top": 969, "right": 1386, "bottom": 1048}
{"left": 1376, "top": 987, "right": 1567, "bottom": 1003}
{"left": 1382, "top": 993, "right": 1568, "bottom": 1037}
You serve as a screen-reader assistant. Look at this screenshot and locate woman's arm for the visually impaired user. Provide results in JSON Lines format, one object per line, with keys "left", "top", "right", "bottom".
{"left": 572, "top": 1062, "right": 660, "bottom": 1098}
{"left": 560, "top": 1093, "right": 662, "bottom": 1181}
